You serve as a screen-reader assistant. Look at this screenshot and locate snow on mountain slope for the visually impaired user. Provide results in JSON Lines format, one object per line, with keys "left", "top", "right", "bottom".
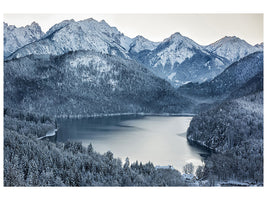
{"left": 4, "top": 50, "right": 194, "bottom": 116}
{"left": 204, "top": 51, "right": 263, "bottom": 96}
{"left": 6, "top": 18, "right": 132, "bottom": 60}
{"left": 4, "top": 22, "right": 44, "bottom": 58}
{"left": 135, "top": 34, "right": 263, "bottom": 87}
{"left": 43, "top": 19, "right": 75, "bottom": 37}
{"left": 187, "top": 91, "right": 263, "bottom": 153}
{"left": 254, "top": 42, "right": 264, "bottom": 51}
{"left": 131, "top": 32, "right": 229, "bottom": 87}
{"left": 129, "top": 35, "right": 159, "bottom": 53}
{"left": 205, "top": 36, "right": 261, "bottom": 63}
{"left": 178, "top": 51, "right": 263, "bottom": 99}
{"left": 152, "top": 32, "right": 203, "bottom": 66}
{"left": 4, "top": 19, "right": 263, "bottom": 89}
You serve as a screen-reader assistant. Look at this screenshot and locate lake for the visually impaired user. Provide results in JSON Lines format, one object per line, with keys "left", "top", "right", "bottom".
{"left": 56, "top": 115, "right": 208, "bottom": 172}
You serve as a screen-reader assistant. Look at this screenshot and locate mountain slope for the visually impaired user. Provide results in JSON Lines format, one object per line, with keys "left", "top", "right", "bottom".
{"left": 205, "top": 36, "right": 261, "bottom": 63}
{"left": 129, "top": 35, "right": 159, "bottom": 54}
{"left": 186, "top": 56, "right": 264, "bottom": 183}
{"left": 130, "top": 32, "right": 230, "bottom": 87}
{"left": 4, "top": 22, "right": 44, "bottom": 58}
{"left": 187, "top": 91, "right": 263, "bottom": 183}
{"left": 227, "top": 71, "right": 263, "bottom": 100}
{"left": 187, "top": 91, "right": 263, "bottom": 153}
{"left": 254, "top": 42, "right": 264, "bottom": 51}
{"left": 178, "top": 51, "right": 263, "bottom": 99}
{"left": 5, "top": 20, "right": 262, "bottom": 90}
{"left": 4, "top": 50, "right": 193, "bottom": 117}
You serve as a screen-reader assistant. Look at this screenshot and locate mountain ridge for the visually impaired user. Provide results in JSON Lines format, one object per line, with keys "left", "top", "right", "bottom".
{"left": 4, "top": 19, "right": 263, "bottom": 87}
{"left": 178, "top": 51, "right": 263, "bottom": 99}
{"left": 205, "top": 36, "right": 262, "bottom": 62}
{"left": 4, "top": 22, "right": 44, "bottom": 58}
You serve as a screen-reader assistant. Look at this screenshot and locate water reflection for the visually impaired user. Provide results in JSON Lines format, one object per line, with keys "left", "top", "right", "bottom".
{"left": 57, "top": 115, "right": 208, "bottom": 172}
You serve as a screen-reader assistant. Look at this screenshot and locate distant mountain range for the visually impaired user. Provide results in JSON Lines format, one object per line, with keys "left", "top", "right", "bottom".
{"left": 131, "top": 32, "right": 230, "bottom": 86}
{"left": 4, "top": 19, "right": 263, "bottom": 87}
{"left": 3, "top": 18, "right": 264, "bottom": 117}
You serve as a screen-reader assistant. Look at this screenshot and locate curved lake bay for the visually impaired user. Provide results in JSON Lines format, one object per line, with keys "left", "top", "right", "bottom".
{"left": 57, "top": 115, "right": 207, "bottom": 172}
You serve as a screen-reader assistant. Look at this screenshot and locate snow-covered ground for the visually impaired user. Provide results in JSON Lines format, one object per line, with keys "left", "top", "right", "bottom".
{"left": 38, "top": 129, "right": 57, "bottom": 140}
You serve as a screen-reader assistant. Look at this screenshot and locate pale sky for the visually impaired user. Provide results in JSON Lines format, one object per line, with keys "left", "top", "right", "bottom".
{"left": 3, "top": 14, "right": 263, "bottom": 45}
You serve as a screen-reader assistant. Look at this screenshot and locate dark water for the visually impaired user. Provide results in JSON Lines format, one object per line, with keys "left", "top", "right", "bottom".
{"left": 57, "top": 115, "right": 208, "bottom": 172}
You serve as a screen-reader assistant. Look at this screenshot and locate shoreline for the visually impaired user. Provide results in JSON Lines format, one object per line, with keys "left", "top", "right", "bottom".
{"left": 38, "top": 128, "right": 58, "bottom": 140}
{"left": 55, "top": 112, "right": 196, "bottom": 119}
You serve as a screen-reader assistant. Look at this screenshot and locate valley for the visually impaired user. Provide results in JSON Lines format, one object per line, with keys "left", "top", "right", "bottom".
{"left": 3, "top": 17, "right": 264, "bottom": 186}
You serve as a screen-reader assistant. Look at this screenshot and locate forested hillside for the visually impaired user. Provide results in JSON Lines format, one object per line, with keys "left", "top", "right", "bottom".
{"left": 178, "top": 51, "right": 263, "bottom": 99}
{"left": 5, "top": 50, "right": 194, "bottom": 117}
{"left": 187, "top": 92, "right": 263, "bottom": 184}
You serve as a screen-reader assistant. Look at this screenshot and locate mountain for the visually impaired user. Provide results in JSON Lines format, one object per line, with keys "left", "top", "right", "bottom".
{"left": 4, "top": 50, "right": 193, "bottom": 117}
{"left": 5, "top": 19, "right": 262, "bottom": 89}
{"left": 254, "top": 42, "right": 264, "bottom": 51}
{"left": 130, "top": 34, "right": 263, "bottom": 87}
{"left": 205, "top": 36, "right": 262, "bottom": 63}
{"left": 185, "top": 51, "right": 264, "bottom": 183}
{"left": 130, "top": 32, "right": 230, "bottom": 87}
{"left": 228, "top": 71, "right": 263, "bottom": 100}
{"left": 4, "top": 22, "right": 44, "bottom": 58}
{"left": 129, "top": 35, "right": 159, "bottom": 54}
{"left": 6, "top": 19, "right": 132, "bottom": 60}
{"left": 178, "top": 51, "right": 263, "bottom": 99}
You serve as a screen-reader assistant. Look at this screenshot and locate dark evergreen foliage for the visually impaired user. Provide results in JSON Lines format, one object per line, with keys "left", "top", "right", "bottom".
{"left": 187, "top": 92, "right": 263, "bottom": 184}
{"left": 4, "top": 50, "right": 194, "bottom": 117}
{"left": 4, "top": 111, "right": 188, "bottom": 186}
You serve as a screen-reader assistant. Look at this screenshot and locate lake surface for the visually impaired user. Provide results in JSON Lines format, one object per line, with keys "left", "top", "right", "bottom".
{"left": 57, "top": 115, "right": 208, "bottom": 172}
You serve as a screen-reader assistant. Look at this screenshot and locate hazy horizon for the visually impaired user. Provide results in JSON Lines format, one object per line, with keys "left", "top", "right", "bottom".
{"left": 3, "top": 14, "right": 263, "bottom": 45}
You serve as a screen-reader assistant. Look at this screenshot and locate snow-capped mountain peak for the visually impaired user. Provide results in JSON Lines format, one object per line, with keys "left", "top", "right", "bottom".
{"left": 254, "top": 42, "right": 264, "bottom": 51}
{"left": 163, "top": 32, "right": 201, "bottom": 49}
{"left": 129, "top": 35, "right": 159, "bottom": 53}
{"left": 77, "top": 18, "right": 119, "bottom": 34}
{"left": 4, "top": 19, "right": 263, "bottom": 89}
{"left": 205, "top": 36, "right": 260, "bottom": 62}
{"left": 150, "top": 32, "right": 203, "bottom": 68}
{"left": 167, "top": 32, "right": 183, "bottom": 41}
{"left": 130, "top": 31, "right": 230, "bottom": 87}
{"left": 28, "top": 21, "right": 40, "bottom": 29}
{"left": 6, "top": 18, "right": 133, "bottom": 59}
{"left": 44, "top": 19, "right": 75, "bottom": 37}
{"left": 4, "top": 21, "right": 44, "bottom": 58}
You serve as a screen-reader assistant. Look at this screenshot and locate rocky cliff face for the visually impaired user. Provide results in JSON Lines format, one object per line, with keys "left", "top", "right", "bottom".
{"left": 4, "top": 22, "right": 44, "bottom": 58}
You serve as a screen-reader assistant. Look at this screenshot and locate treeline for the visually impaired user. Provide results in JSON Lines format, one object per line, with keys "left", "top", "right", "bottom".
{"left": 4, "top": 108, "right": 54, "bottom": 138}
